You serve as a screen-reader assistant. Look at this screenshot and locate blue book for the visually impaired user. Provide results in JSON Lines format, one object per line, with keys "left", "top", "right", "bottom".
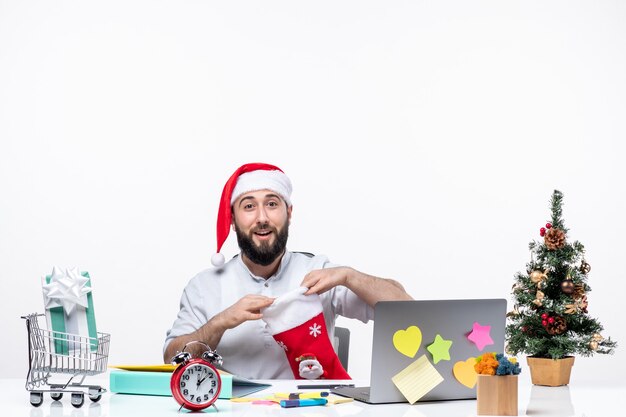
{"left": 109, "top": 369, "right": 270, "bottom": 399}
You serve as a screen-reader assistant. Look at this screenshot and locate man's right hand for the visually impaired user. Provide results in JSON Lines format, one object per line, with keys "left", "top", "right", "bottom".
{"left": 163, "top": 294, "right": 275, "bottom": 363}
{"left": 216, "top": 295, "right": 275, "bottom": 330}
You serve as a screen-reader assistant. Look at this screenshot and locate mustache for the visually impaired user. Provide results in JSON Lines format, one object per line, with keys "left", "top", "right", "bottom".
{"left": 252, "top": 224, "right": 276, "bottom": 233}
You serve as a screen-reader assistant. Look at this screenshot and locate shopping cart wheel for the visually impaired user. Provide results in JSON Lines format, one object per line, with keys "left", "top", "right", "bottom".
{"left": 50, "top": 391, "right": 63, "bottom": 401}
{"left": 30, "top": 391, "right": 44, "bottom": 407}
{"left": 70, "top": 392, "right": 84, "bottom": 408}
{"left": 88, "top": 386, "right": 103, "bottom": 402}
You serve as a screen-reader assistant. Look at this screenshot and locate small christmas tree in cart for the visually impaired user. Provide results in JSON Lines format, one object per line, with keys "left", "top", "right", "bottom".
{"left": 505, "top": 190, "right": 616, "bottom": 386}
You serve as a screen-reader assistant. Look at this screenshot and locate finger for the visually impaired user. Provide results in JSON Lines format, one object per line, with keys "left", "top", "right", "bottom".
{"left": 242, "top": 295, "right": 274, "bottom": 306}
{"left": 250, "top": 297, "right": 275, "bottom": 308}
{"left": 246, "top": 312, "right": 264, "bottom": 321}
{"left": 305, "top": 282, "right": 328, "bottom": 295}
{"left": 242, "top": 300, "right": 274, "bottom": 314}
{"left": 244, "top": 295, "right": 272, "bottom": 302}
{"left": 300, "top": 274, "right": 319, "bottom": 288}
{"left": 303, "top": 285, "right": 318, "bottom": 295}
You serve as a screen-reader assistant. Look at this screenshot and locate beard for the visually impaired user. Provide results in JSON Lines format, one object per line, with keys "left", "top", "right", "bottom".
{"left": 235, "top": 221, "right": 289, "bottom": 266}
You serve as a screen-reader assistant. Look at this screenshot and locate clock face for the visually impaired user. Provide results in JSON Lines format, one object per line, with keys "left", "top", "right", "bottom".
{"left": 172, "top": 360, "right": 221, "bottom": 410}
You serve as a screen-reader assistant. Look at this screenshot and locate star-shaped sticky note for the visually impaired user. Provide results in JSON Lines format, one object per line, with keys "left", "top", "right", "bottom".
{"left": 426, "top": 334, "right": 453, "bottom": 364}
{"left": 467, "top": 322, "right": 493, "bottom": 351}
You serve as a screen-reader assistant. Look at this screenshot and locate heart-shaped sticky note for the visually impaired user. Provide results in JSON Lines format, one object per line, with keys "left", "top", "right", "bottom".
{"left": 392, "top": 325, "right": 422, "bottom": 358}
{"left": 453, "top": 357, "right": 478, "bottom": 388}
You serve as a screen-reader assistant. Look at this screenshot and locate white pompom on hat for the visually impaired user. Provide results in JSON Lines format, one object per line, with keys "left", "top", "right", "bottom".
{"left": 212, "top": 162, "right": 292, "bottom": 267}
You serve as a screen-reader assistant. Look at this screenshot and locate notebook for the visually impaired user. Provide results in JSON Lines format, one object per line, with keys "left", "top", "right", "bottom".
{"left": 332, "top": 298, "right": 507, "bottom": 404}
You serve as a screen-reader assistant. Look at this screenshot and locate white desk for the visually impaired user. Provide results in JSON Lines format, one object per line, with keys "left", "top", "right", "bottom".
{"left": 1, "top": 373, "right": 624, "bottom": 417}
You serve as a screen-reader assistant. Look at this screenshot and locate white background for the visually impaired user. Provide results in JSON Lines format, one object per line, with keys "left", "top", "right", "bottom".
{"left": 1, "top": 1, "right": 624, "bottom": 384}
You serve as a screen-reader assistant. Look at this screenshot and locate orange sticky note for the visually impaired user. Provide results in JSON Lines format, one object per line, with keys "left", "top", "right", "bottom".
{"left": 453, "top": 357, "right": 478, "bottom": 388}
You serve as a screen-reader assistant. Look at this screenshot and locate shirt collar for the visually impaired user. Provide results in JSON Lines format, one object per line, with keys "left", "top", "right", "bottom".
{"left": 237, "top": 250, "right": 292, "bottom": 282}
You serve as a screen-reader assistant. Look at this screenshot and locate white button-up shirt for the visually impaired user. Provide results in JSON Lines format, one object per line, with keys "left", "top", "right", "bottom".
{"left": 164, "top": 251, "right": 374, "bottom": 379}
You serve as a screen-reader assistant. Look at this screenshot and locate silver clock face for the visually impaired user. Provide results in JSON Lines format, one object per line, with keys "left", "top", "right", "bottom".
{"left": 179, "top": 363, "right": 219, "bottom": 405}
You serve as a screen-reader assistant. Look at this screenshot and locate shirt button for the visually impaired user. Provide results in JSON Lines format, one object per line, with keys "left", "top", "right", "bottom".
{"left": 264, "top": 282, "right": 269, "bottom": 287}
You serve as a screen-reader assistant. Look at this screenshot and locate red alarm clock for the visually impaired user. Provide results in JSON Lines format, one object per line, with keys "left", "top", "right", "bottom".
{"left": 170, "top": 341, "right": 223, "bottom": 411}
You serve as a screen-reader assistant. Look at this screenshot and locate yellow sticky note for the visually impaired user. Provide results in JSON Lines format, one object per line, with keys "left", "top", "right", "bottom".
{"left": 109, "top": 364, "right": 177, "bottom": 372}
{"left": 393, "top": 325, "right": 422, "bottom": 358}
{"left": 325, "top": 395, "right": 354, "bottom": 404}
{"left": 391, "top": 355, "right": 444, "bottom": 404}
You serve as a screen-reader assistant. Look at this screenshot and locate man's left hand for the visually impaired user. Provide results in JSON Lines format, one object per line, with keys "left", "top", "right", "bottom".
{"left": 301, "top": 267, "right": 351, "bottom": 295}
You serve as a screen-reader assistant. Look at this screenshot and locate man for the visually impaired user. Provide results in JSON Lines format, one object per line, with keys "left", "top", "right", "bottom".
{"left": 163, "top": 162, "right": 412, "bottom": 379}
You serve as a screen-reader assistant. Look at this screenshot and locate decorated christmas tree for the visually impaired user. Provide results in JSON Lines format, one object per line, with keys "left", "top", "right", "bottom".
{"left": 506, "top": 190, "right": 616, "bottom": 360}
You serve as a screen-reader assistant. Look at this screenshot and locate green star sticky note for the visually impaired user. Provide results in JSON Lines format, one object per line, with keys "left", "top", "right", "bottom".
{"left": 426, "top": 334, "right": 453, "bottom": 364}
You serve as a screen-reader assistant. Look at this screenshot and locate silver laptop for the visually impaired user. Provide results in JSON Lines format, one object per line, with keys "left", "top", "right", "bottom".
{"left": 332, "top": 299, "right": 507, "bottom": 404}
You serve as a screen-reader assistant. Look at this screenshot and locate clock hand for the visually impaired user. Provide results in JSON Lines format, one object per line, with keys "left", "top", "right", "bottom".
{"left": 197, "top": 369, "right": 209, "bottom": 385}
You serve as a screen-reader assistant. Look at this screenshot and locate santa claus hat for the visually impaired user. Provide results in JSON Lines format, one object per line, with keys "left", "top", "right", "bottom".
{"left": 211, "top": 163, "right": 292, "bottom": 267}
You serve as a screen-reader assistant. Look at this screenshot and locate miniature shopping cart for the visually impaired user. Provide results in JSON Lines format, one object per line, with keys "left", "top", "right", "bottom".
{"left": 22, "top": 313, "right": 111, "bottom": 408}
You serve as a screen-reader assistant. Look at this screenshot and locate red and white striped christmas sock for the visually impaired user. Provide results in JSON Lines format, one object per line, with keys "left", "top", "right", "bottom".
{"left": 261, "top": 287, "right": 351, "bottom": 380}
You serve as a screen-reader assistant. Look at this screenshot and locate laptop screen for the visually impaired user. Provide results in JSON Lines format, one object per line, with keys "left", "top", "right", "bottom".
{"left": 342, "top": 298, "right": 507, "bottom": 404}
